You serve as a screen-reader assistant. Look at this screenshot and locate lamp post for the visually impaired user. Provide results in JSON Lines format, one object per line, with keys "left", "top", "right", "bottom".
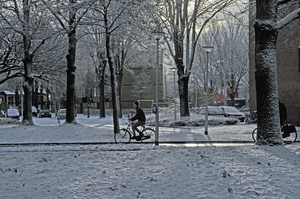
{"left": 217, "top": 60, "right": 227, "bottom": 106}
{"left": 223, "top": 68, "right": 228, "bottom": 106}
{"left": 152, "top": 27, "right": 165, "bottom": 145}
{"left": 202, "top": 45, "right": 214, "bottom": 135}
{"left": 170, "top": 67, "right": 177, "bottom": 121}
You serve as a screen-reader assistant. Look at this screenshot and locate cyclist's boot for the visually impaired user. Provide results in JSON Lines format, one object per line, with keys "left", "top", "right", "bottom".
{"left": 131, "top": 134, "right": 138, "bottom": 139}
{"left": 135, "top": 133, "right": 144, "bottom": 140}
{"left": 283, "top": 133, "right": 290, "bottom": 138}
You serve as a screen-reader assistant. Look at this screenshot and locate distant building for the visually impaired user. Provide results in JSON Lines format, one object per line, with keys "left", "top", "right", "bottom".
{"left": 0, "top": 89, "right": 48, "bottom": 112}
{"left": 0, "top": 91, "right": 16, "bottom": 111}
{"left": 77, "top": 62, "right": 165, "bottom": 115}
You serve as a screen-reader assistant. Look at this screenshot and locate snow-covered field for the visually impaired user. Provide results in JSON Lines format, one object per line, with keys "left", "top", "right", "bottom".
{"left": 1, "top": 114, "right": 300, "bottom": 198}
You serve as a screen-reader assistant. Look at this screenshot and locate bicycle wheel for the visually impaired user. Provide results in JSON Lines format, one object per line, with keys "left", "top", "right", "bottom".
{"left": 114, "top": 128, "right": 131, "bottom": 143}
{"left": 253, "top": 127, "right": 297, "bottom": 144}
{"left": 283, "top": 131, "right": 298, "bottom": 144}
{"left": 252, "top": 128, "right": 257, "bottom": 142}
{"left": 141, "top": 128, "right": 156, "bottom": 142}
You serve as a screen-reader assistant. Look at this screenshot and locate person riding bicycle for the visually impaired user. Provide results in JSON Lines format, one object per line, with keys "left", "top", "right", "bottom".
{"left": 129, "top": 101, "right": 146, "bottom": 139}
{"left": 279, "top": 100, "right": 287, "bottom": 126}
{"left": 279, "top": 100, "right": 292, "bottom": 138}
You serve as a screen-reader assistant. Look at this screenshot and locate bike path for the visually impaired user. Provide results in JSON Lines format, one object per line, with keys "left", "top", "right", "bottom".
{"left": 0, "top": 121, "right": 298, "bottom": 146}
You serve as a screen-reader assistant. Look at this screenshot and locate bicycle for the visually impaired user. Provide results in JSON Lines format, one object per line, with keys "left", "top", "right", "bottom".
{"left": 114, "top": 120, "right": 156, "bottom": 143}
{"left": 252, "top": 124, "right": 298, "bottom": 144}
{"left": 244, "top": 111, "right": 257, "bottom": 124}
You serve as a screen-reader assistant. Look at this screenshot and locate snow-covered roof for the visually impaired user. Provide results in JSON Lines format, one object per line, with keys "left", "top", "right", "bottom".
{"left": 3, "top": 91, "right": 15, "bottom": 95}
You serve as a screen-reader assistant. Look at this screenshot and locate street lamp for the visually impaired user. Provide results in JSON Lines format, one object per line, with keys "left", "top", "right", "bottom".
{"left": 202, "top": 45, "right": 214, "bottom": 135}
{"left": 170, "top": 67, "right": 177, "bottom": 121}
{"left": 152, "top": 27, "right": 165, "bottom": 145}
{"left": 217, "top": 60, "right": 227, "bottom": 106}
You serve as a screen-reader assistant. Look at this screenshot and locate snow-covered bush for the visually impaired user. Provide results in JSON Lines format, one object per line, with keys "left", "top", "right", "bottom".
{"left": 0, "top": 118, "right": 21, "bottom": 125}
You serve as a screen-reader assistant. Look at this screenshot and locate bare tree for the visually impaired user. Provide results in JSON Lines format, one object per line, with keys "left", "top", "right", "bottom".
{"left": 131, "top": 71, "right": 152, "bottom": 99}
{"left": 92, "top": 0, "right": 154, "bottom": 133}
{"left": 211, "top": 21, "right": 248, "bottom": 106}
{"left": 83, "top": 27, "right": 108, "bottom": 118}
{"left": 0, "top": 0, "right": 61, "bottom": 125}
{"left": 254, "top": 0, "right": 300, "bottom": 145}
{"left": 155, "top": 0, "right": 240, "bottom": 117}
{"left": 0, "top": 32, "right": 23, "bottom": 84}
{"left": 42, "top": 0, "right": 95, "bottom": 123}
{"left": 91, "top": 0, "right": 128, "bottom": 132}
{"left": 78, "top": 67, "right": 96, "bottom": 117}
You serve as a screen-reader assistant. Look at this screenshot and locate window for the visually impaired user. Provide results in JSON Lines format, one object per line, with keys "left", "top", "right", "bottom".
{"left": 7, "top": 96, "right": 14, "bottom": 106}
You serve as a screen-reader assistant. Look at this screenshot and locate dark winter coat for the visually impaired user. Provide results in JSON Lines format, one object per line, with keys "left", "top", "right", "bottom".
{"left": 130, "top": 106, "right": 146, "bottom": 122}
{"left": 279, "top": 101, "right": 287, "bottom": 125}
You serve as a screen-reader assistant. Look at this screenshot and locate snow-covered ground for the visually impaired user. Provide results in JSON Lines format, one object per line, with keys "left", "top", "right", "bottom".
{"left": 1, "top": 114, "right": 300, "bottom": 198}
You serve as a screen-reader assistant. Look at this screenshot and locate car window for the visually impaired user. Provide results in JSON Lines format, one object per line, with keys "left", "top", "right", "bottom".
{"left": 209, "top": 107, "right": 223, "bottom": 114}
{"left": 7, "top": 109, "right": 19, "bottom": 115}
{"left": 221, "top": 106, "right": 239, "bottom": 113}
{"left": 198, "top": 106, "right": 223, "bottom": 115}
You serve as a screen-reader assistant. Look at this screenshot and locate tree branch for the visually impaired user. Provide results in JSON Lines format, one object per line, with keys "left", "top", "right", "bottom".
{"left": 277, "top": 0, "right": 292, "bottom": 6}
{"left": 277, "top": 8, "right": 300, "bottom": 30}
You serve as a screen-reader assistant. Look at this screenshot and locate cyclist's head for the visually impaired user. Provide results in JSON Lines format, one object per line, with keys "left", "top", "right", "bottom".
{"left": 134, "top": 101, "right": 140, "bottom": 107}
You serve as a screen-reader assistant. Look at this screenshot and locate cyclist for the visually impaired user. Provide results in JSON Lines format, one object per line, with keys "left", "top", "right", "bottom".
{"left": 279, "top": 100, "right": 290, "bottom": 138}
{"left": 279, "top": 100, "right": 287, "bottom": 126}
{"left": 129, "top": 101, "right": 146, "bottom": 139}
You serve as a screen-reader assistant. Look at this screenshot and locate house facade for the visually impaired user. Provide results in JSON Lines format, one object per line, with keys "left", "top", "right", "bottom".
{"left": 0, "top": 89, "right": 48, "bottom": 113}
{"left": 0, "top": 91, "right": 16, "bottom": 111}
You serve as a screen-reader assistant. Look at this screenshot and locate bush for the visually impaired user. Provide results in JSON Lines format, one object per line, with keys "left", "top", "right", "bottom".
{"left": 0, "top": 118, "right": 21, "bottom": 125}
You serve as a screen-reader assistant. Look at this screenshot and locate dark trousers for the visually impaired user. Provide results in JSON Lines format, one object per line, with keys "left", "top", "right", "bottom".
{"left": 132, "top": 121, "right": 145, "bottom": 135}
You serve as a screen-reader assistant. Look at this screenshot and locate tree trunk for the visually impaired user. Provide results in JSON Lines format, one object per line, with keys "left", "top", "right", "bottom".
{"left": 178, "top": 75, "right": 190, "bottom": 117}
{"left": 22, "top": 58, "right": 34, "bottom": 125}
{"left": 118, "top": 70, "right": 123, "bottom": 118}
{"left": 99, "top": 60, "right": 106, "bottom": 118}
{"left": 106, "top": 32, "right": 120, "bottom": 133}
{"left": 174, "top": 34, "right": 190, "bottom": 117}
{"left": 65, "top": 0, "right": 77, "bottom": 123}
{"left": 21, "top": 0, "right": 34, "bottom": 125}
{"left": 34, "top": 81, "right": 38, "bottom": 108}
{"left": 229, "top": 95, "right": 235, "bottom": 106}
{"left": 254, "top": 0, "right": 283, "bottom": 145}
{"left": 107, "top": 58, "right": 120, "bottom": 132}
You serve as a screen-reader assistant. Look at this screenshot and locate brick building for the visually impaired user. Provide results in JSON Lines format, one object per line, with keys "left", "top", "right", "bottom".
{"left": 121, "top": 65, "right": 164, "bottom": 109}
{"left": 77, "top": 62, "right": 165, "bottom": 115}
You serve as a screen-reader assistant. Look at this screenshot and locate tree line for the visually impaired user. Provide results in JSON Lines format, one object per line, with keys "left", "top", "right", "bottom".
{"left": 1, "top": 0, "right": 293, "bottom": 146}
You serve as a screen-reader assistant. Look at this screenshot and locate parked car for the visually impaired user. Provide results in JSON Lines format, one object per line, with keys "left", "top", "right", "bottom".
{"left": 221, "top": 106, "right": 246, "bottom": 122}
{"left": 57, "top": 109, "right": 66, "bottom": 119}
{"left": 32, "top": 106, "right": 38, "bottom": 117}
{"left": 198, "top": 106, "right": 224, "bottom": 116}
{"left": 198, "top": 106, "right": 246, "bottom": 122}
{"left": 6, "top": 109, "right": 20, "bottom": 120}
{"left": 37, "top": 109, "right": 52, "bottom": 118}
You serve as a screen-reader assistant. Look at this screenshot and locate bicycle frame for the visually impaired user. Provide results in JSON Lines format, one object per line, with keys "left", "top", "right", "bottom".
{"left": 125, "top": 121, "right": 144, "bottom": 134}
{"left": 114, "top": 120, "right": 155, "bottom": 143}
